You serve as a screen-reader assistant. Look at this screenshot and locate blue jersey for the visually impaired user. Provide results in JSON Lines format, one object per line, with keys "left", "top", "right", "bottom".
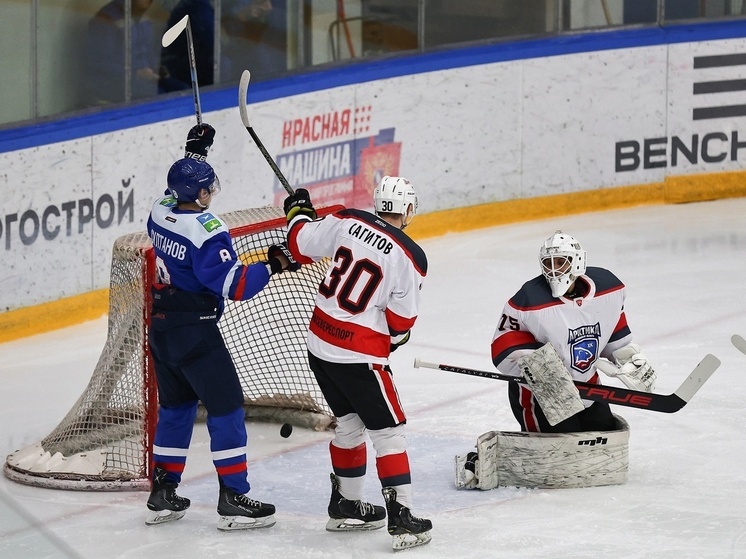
{"left": 147, "top": 196, "right": 271, "bottom": 302}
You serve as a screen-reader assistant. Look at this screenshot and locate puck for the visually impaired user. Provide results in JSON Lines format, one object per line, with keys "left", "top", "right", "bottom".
{"left": 280, "top": 423, "right": 293, "bottom": 438}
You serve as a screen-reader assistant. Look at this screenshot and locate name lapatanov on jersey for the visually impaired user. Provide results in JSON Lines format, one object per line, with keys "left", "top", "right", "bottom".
{"left": 150, "top": 229, "right": 187, "bottom": 260}
{"left": 348, "top": 222, "right": 393, "bottom": 254}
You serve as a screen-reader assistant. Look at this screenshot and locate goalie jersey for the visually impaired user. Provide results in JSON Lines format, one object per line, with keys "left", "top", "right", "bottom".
{"left": 490, "top": 267, "right": 634, "bottom": 404}
{"left": 287, "top": 208, "right": 427, "bottom": 365}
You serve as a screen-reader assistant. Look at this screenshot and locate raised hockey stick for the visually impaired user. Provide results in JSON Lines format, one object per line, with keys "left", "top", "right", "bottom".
{"left": 161, "top": 15, "right": 202, "bottom": 125}
{"left": 413, "top": 354, "right": 721, "bottom": 414}
{"left": 238, "top": 70, "right": 294, "bottom": 195}
{"left": 732, "top": 334, "right": 746, "bottom": 355}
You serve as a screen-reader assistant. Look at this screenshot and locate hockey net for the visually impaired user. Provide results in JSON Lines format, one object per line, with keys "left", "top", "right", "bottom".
{"left": 3, "top": 205, "right": 340, "bottom": 491}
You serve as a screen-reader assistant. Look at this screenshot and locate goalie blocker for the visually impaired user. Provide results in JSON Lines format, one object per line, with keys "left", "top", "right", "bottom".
{"left": 455, "top": 415, "right": 629, "bottom": 490}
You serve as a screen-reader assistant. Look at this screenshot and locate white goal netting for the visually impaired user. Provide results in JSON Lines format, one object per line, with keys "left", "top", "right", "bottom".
{"left": 3, "top": 205, "right": 337, "bottom": 490}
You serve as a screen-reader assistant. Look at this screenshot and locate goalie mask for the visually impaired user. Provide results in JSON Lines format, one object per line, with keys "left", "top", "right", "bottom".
{"left": 539, "top": 230, "right": 586, "bottom": 298}
{"left": 373, "top": 175, "right": 418, "bottom": 228}
{"left": 166, "top": 158, "right": 221, "bottom": 205}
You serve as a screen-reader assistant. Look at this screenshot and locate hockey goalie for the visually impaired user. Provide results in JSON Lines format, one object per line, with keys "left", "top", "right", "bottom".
{"left": 456, "top": 231, "right": 656, "bottom": 490}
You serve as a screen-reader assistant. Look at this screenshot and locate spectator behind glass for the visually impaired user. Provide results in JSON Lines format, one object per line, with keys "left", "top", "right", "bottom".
{"left": 221, "top": 0, "right": 285, "bottom": 82}
{"left": 160, "top": 0, "right": 214, "bottom": 93}
{"left": 85, "top": 0, "right": 165, "bottom": 104}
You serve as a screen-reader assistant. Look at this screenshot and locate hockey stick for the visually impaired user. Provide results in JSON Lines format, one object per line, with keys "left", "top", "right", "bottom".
{"left": 238, "top": 70, "right": 294, "bottom": 195}
{"left": 732, "top": 334, "right": 746, "bottom": 355}
{"left": 161, "top": 15, "right": 202, "bottom": 125}
{"left": 413, "top": 354, "right": 721, "bottom": 414}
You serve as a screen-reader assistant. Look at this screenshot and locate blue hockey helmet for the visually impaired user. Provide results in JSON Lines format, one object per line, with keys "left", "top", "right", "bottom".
{"left": 166, "top": 158, "right": 221, "bottom": 203}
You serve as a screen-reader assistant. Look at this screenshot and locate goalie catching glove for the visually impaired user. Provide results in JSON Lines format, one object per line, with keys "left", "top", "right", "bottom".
{"left": 283, "top": 188, "right": 317, "bottom": 222}
{"left": 185, "top": 123, "right": 215, "bottom": 161}
{"left": 596, "top": 343, "right": 656, "bottom": 392}
{"left": 266, "top": 243, "right": 300, "bottom": 274}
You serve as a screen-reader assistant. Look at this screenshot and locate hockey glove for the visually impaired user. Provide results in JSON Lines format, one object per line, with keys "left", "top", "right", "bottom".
{"left": 390, "top": 330, "right": 411, "bottom": 352}
{"left": 267, "top": 242, "right": 300, "bottom": 274}
{"left": 597, "top": 343, "right": 657, "bottom": 392}
{"left": 283, "top": 189, "right": 317, "bottom": 222}
{"left": 185, "top": 123, "right": 216, "bottom": 161}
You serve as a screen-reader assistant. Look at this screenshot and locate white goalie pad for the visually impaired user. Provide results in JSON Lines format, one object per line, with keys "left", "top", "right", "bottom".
{"left": 455, "top": 415, "right": 629, "bottom": 490}
{"left": 518, "top": 343, "right": 585, "bottom": 425}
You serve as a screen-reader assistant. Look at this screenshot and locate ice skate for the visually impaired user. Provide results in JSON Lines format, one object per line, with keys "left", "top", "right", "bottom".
{"left": 145, "top": 467, "right": 190, "bottom": 526}
{"left": 464, "top": 451, "right": 479, "bottom": 484}
{"left": 216, "top": 480, "right": 276, "bottom": 531}
{"left": 382, "top": 487, "right": 432, "bottom": 551}
{"left": 326, "top": 473, "right": 386, "bottom": 532}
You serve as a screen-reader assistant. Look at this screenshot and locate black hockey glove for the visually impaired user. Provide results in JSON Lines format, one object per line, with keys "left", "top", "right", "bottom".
{"left": 283, "top": 189, "right": 317, "bottom": 222}
{"left": 267, "top": 242, "right": 300, "bottom": 274}
{"left": 390, "top": 330, "right": 411, "bottom": 353}
{"left": 185, "top": 123, "right": 215, "bottom": 161}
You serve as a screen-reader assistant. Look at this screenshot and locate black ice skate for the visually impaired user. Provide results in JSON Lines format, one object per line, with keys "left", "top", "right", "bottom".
{"left": 464, "top": 451, "right": 478, "bottom": 475}
{"left": 326, "top": 473, "right": 386, "bottom": 532}
{"left": 382, "top": 487, "right": 432, "bottom": 551}
{"left": 216, "top": 479, "right": 276, "bottom": 531}
{"left": 145, "top": 467, "right": 190, "bottom": 526}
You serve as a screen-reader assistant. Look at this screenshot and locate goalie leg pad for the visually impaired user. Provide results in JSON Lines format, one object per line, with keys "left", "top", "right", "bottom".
{"left": 518, "top": 343, "right": 585, "bottom": 426}
{"left": 455, "top": 415, "right": 629, "bottom": 490}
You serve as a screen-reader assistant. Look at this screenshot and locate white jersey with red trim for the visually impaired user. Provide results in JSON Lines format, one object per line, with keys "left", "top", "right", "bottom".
{"left": 490, "top": 267, "right": 634, "bottom": 405}
{"left": 288, "top": 208, "right": 427, "bottom": 364}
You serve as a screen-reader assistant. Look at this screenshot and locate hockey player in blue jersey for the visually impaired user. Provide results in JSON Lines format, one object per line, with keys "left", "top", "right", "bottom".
{"left": 144, "top": 123, "right": 297, "bottom": 529}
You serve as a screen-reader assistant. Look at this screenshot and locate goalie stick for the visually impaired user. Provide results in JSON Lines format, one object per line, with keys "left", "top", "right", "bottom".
{"left": 732, "top": 334, "right": 746, "bottom": 355}
{"left": 238, "top": 70, "right": 294, "bottom": 195}
{"left": 161, "top": 15, "right": 202, "bottom": 125}
{"left": 413, "top": 354, "right": 721, "bottom": 414}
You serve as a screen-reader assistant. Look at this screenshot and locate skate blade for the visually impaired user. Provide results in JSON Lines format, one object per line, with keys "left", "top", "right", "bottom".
{"left": 392, "top": 530, "right": 432, "bottom": 551}
{"left": 325, "top": 517, "right": 386, "bottom": 532}
{"left": 145, "top": 509, "right": 186, "bottom": 526}
{"left": 217, "top": 514, "right": 276, "bottom": 531}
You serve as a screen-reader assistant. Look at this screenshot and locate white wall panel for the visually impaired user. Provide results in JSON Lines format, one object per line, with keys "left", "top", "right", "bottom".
{"left": 522, "top": 46, "right": 669, "bottom": 193}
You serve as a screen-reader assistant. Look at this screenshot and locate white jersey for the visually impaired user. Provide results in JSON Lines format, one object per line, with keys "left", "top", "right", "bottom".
{"left": 491, "top": 267, "right": 634, "bottom": 404}
{"left": 288, "top": 208, "right": 427, "bottom": 364}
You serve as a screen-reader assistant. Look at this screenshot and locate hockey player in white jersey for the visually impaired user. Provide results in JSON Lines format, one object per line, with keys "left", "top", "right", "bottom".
{"left": 283, "top": 177, "right": 432, "bottom": 551}
{"left": 491, "top": 230, "right": 657, "bottom": 433}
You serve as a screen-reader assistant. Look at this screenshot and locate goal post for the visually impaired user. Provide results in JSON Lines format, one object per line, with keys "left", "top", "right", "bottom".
{"left": 3, "top": 205, "right": 340, "bottom": 491}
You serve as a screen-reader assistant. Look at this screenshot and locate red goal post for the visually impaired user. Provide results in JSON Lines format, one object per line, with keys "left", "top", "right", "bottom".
{"left": 3, "top": 205, "right": 341, "bottom": 491}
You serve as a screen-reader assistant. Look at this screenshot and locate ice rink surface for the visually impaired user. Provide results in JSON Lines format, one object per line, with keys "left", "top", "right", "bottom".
{"left": 2, "top": 198, "right": 745, "bottom": 559}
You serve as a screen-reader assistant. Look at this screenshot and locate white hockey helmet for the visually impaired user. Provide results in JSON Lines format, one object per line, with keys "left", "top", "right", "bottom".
{"left": 539, "top": 230, "right": 587, "bottom": 297}
{"left": 373, "top": 175, "right": 418, "bottom": 228}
